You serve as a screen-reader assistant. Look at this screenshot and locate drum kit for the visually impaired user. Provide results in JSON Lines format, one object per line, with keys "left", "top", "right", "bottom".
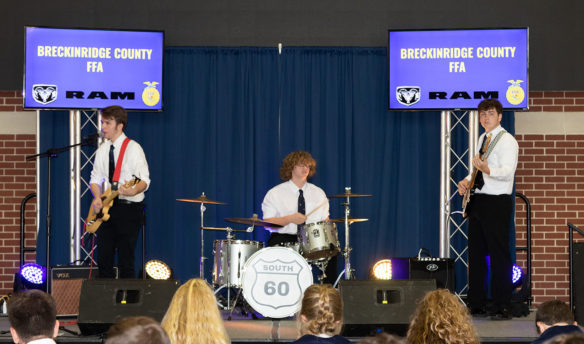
{"left": 176, "top": 186, "right": 371, "bottom": 318}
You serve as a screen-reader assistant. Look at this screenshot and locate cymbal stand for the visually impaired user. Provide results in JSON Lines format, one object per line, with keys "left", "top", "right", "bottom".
{"left": 342, "top": 187, "right": 354, "bottom": 280}
{"left": 199, "top": 194, "right": 207, "bottom": 279}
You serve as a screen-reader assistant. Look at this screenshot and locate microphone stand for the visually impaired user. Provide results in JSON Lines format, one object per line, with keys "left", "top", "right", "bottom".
{"left": 26, "top": 135, "right": 99, "bottom": 292}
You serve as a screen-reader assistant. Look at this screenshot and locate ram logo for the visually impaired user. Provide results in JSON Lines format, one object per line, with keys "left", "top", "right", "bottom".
{"left": 396, "top": 86, "right": 421, "bottom": 106}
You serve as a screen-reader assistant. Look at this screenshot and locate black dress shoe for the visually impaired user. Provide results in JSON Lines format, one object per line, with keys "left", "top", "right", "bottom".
{"left": 470, "top": 307, "right": 488, "bottom": 317}
{"left": 491, "top": 308, "right": 512, "bottom": 321}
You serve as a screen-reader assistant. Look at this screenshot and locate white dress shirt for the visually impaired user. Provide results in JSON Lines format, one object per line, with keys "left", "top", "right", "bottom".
{"left": 89, "top": 132, "right": 150, "bottom": 202}
{"left": 262, "top": 180, "right": 329, "bottom": 235}
{"left": 467, "top": 125, "right": 518, "bottom": 195}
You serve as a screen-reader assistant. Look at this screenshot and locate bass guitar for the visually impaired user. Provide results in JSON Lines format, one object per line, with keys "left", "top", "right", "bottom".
{"left": 85, "top": 177, "right": 141, "bottom": 233}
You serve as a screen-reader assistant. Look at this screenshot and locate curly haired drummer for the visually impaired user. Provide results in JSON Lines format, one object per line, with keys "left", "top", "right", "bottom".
{"left": 262, "top": 151, "right": 337, "bottom": 283}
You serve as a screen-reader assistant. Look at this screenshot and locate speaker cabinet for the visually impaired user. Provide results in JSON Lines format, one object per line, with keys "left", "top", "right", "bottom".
{"left": 77, "top": 279, "right": 179, "bottom": 335}
{"left": 340, "top": 279, "right": 435, "bottom": 337}
{"left": 409, "top": 258, "right": 455, "bottom": 292}
{"left": 50, "top": 266, "right": 107, "bottom": 316}
{"left": 574, "top": 243, "right": 584, "bottom": 324}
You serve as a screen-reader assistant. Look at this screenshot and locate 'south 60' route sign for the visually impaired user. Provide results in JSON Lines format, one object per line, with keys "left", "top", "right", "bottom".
{"left": 242, "top": 247, "right": 313, "bottom": 318}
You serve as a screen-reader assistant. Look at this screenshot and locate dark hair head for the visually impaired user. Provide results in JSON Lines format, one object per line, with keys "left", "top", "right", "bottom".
{"left": 477, "top": 99, "right": 503, "bottom": 115}
{"left": 298, "top": 284, "right": 343, "bottom": 336}
{"left": 542, "top": 332, "right": 584, "bottom": 344}
{"left": 279, "top": 151, "right": 317, "bottom": 181}
{"left": 106, "top": 316, "right": 170, "bottom": 344}
{"left": 358, "top": 332, "right": 405, "bottom": 344}
{"left": 536, "top": 300, "right": 574, "bottom": 325}
{"left": 101, "top": 105, "right": 128, "bottom": 130}
{"left": 7, "top": 290, "right": 57, "bottom": 342}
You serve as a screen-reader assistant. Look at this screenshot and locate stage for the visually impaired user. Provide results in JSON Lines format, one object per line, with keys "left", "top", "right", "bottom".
{"left": 0, "top": 310, "right": 539, "bottom": 343}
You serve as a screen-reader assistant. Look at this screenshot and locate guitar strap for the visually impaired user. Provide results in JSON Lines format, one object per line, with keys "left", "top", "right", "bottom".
{"left": 111, "top": 137, "right": 131, "bottom": 190}
{"left": 482, "top": 129, "right": 506, "bottom": 160}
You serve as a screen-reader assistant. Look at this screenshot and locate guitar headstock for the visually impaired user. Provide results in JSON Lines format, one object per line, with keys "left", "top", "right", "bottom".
{"left": 124, "top": 176, "right": 142, "bottom": 188}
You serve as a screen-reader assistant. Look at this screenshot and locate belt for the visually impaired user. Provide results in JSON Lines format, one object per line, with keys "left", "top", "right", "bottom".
{"left": 115, "top": 199, "right": 141, "bottom": 205}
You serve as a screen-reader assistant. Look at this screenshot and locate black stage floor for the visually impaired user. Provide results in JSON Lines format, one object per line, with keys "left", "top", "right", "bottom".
{"left": 0, "top": 310, "right": 540, "bottom": 343}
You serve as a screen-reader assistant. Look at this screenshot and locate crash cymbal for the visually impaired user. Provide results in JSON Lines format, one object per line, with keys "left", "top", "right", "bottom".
{"left": 176, "top": 193, "right": 227, "bottom": 205}
{"left": 225, "top": 216, "right": 283, "bottom": 228}
{"left": 329, "top": 217, "right": 369, "bottom": 224}
{"left": 328, "top": 192, "right": 372, "bottom": 198}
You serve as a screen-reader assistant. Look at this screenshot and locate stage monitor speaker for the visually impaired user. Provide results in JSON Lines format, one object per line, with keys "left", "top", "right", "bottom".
{"left": 50, "top": 266, "right": 108, "bottom": 316}
{"left": 340, "top": 279, "right": 436, "bottom": 336}
{"left": 77, "top": 279, "right": 179, "bottom": 336}
{"left": 574, "top": 243, "right": 584, "bottom": 324}
{"left": 409, "top": 258, "right": 455, "bottom": 293}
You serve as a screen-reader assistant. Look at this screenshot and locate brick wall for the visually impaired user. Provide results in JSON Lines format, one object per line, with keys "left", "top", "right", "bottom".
{"left": 0, "top": 138, "right": 37, "bottom": 295}
{"left": 514, "top": 91, "right": 584, "bottom": 305}
{"left": 0, "top": 90, "right": 24, "bottom": 112}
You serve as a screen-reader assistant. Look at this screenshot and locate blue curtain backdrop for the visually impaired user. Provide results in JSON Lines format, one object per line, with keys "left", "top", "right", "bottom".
{"left": 37, "top": 47, "right": 515, "bottom": 287}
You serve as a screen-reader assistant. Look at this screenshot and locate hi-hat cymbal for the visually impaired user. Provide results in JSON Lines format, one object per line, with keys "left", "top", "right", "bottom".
{"left": 329, "top": 217, "right": 369, "bottom": 224}
{"left": 328, "top": 192, "right": 372, "bottom": 198}
{"left": 176, "top": 193, "right": 227, "bottom": 205}
{"left": 225, "top": 216, "right": 283, "bottom": 228}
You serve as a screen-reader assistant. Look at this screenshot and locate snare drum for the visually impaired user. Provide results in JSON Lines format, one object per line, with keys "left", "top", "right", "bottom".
{"left": 242, "top": 247, "right": 313, "bottom": 318}
{"left": 276, "top": 241, "right": 300, "bottom": 253}
{"left": 298, "top": 221, "right": 340, "bottom": 261}
{"left": 212, "top": 240, "right": 263, "bottom": 287}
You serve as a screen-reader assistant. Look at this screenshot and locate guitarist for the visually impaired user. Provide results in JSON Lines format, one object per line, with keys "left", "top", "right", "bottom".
{"left": 89, "top": 105, "right": 150, "bottom": 279}
{"left": 457, "top": 99, "right": 518, "bottom": 320}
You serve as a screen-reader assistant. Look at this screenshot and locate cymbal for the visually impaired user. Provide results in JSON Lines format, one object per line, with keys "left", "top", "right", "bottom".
{"left": 225, "top": 216, "right": 283, "bottom": 228}
{"left": 328, "top": 192, "right": 372, "bottom": 198}
{"left": 329, "top": 217, "right": 369, "bottom": 224}
{"left": 176, "top": 193, "right": 227, "bottom": 205}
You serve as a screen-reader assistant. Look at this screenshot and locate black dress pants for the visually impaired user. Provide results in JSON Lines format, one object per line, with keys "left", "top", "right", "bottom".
{"left": 467, "top": 193, "right": 513, "bottom": 311}
{"left": 97, "top": 201, "right": 144, "bottom": 278}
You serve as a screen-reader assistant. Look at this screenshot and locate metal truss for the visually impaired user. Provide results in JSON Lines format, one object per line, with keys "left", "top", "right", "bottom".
{"left": 439, "top": 110, "right": 478, "bottom": 295}
{"left": 69, "top": 110, "right": 102, "bottom": 265}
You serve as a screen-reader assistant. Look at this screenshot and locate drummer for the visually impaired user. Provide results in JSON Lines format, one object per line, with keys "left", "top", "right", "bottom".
{"left": 262, "top": 151, "right": 337, "bottom": 283}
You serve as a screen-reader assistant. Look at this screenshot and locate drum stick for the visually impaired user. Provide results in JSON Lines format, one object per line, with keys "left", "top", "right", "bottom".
{"left": 306, "top": 200, "right": 327, "bottom": 217}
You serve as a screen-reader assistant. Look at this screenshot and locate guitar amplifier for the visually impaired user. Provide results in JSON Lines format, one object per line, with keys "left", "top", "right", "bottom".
{"left": 50, "top": 266, "right": 116, "bottom": 316}
{"left": 409, "top": 258, "right": 455, "bottom": 292}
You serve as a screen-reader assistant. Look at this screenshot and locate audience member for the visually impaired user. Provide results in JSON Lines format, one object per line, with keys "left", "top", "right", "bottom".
{"left": 532, "top": 300, "right": 583, "bottom": 344}
{"left": 106, "top": 316, "right": 170, "bottom": 344}
{"left": 542, "top": 332, "right": 584, "bottom": 344}
{"left": 293, "top": 284, "right": 351, "bottom": 344}
{"left": 406, "top": 289, "right": 479, "bottom": 344}
{"left": 358, "top": 332, "right": 405, "bottom": 344}
{"left": 161, "top": 278, "right": 230, "bottom": 344}
{"left": 7, "top": 290, "right": 59, "bottom": 344}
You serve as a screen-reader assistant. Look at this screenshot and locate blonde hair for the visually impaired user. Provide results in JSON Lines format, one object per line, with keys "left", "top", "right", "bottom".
{"left": 161, "top": 279, "right": 229, "bottom": 344}
{"left": 297, "top": 284, "right": 343, "bottom": 337}
{"left": 406, "top": 289, "right": 479, "bottom": 344}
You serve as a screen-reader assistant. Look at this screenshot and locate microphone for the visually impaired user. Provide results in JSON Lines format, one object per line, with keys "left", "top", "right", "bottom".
{"left": 83, "top": 132, "right": 103, "bottom": 145}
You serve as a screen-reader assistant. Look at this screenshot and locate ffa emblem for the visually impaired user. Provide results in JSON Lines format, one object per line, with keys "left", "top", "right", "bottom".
{"left": 32, "top": 85, "right": 57, "bottom": 105}
{"left": 142, "top": 81, "right": 160, "bottom": 106}
{"left": 506, "top": 80, "right": 525, "bottom": 105}
{"left": 396, "top": 86, "right": 421, "bottom": 106}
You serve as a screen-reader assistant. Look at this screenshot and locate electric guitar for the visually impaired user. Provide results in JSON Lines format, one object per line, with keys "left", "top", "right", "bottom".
{"left": 85, "top": 177, "right": 141, "bottom": 233}
{"left": 462, "top": 134, "right": 493, "bottom": 218}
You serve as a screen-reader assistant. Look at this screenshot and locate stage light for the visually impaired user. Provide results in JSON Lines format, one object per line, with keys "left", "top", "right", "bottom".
{"left": 20, "top": 263, "right": 46, "bottom": 285}
{"left": 512, "top": 264, "right": 523, "bottom": 288}
{"left": 145, "top": 260, "right": 172, "bottom": 280}
{"left": 13, "top": 263, "right": 47, "bottom": 292}
{"left": 372, "top": 259, "right": 392, "bottom": 280}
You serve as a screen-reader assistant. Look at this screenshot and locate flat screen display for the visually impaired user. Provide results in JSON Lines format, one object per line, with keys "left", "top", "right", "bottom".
{"left": 388, "top": 28, "right": 528, "bottom": 110}
{"left": 24, "top": 26, "right": 164, "bottom": 111}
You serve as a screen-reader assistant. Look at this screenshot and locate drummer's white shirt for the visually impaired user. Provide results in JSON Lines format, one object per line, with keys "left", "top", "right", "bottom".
{"left": 262, "top": 180, "right": 329, "bottom": 235}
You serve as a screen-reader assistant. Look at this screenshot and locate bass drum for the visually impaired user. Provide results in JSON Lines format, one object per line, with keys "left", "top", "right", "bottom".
{"left": 242, "top": 247, "right": 313, "bottom": 318}
{"left": 213, "top": 240, "right": 263, "bottom": 287}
